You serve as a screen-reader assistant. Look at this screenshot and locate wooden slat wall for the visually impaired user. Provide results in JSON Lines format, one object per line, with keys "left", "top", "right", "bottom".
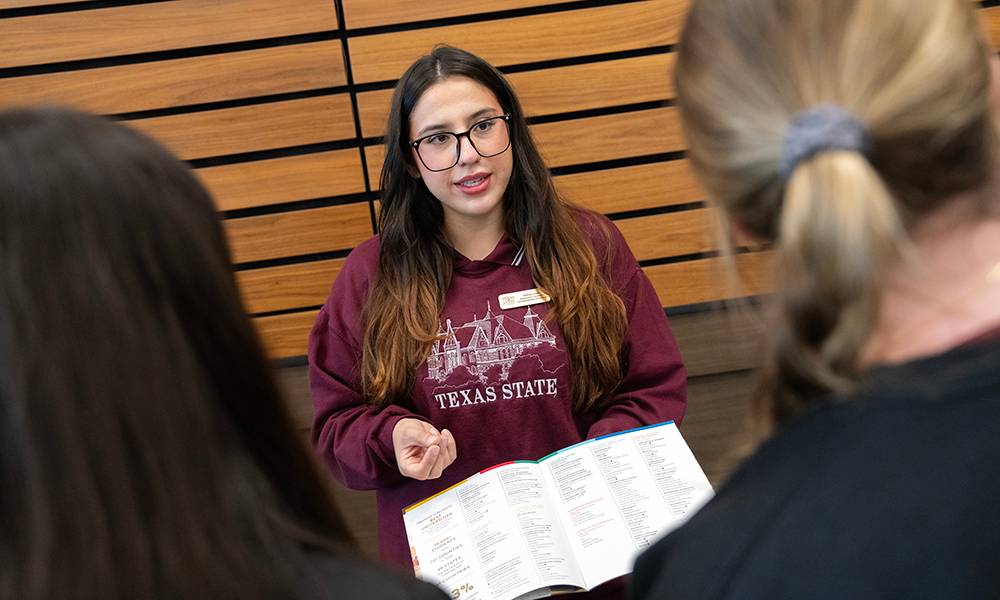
{"left": 3, "top": 1, "right": 997, "bottom": 366}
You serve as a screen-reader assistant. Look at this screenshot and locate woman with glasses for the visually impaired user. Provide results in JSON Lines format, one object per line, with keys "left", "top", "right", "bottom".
{"left": 630, "top": 1, "right": 1000, "bottom": 598}
{"left": 309, "top": 46, "right": 686, "bottom": 596}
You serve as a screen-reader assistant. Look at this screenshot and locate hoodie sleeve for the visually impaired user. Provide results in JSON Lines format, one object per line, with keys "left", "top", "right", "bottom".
{"left": 580, "top": 214, "right": 687, "bottom": 439}
{"left": 308, "top": 239, "right": 428, "bottom": 490}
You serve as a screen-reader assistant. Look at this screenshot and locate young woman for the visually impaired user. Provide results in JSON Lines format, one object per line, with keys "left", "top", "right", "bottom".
{"left": 309, "top": 46, "right": 687, "bottom": 593}
{"left": 0, "top": 107, "right": 445, "bottom": 600}
{"left": 631, "top": 1, "right": 1000, "bottom": 598}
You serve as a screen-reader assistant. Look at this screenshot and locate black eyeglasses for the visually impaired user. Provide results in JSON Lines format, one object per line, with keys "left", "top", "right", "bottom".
{"left": 410, "top": 114, "right": 511, "bottom": 172}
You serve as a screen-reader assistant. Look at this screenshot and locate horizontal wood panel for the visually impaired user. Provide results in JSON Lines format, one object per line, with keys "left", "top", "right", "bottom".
{"left": 253, "top": 251, "right": 772, "bottom": 359}
{"left": 197, "top": 150, "right": 364, "bottom": 212}
{"left": 348, "top": 0, "right": 686, "bottom": 84}
{"left": 682, "top": 370, "right": 756, "bottom": 486}
{"left": 238, "top": 258, "right": 344, "bottom": 314}
{"left": 512, "top": 52, "right": 676, "bottom": 119}
{"left": 128, "top": 95, "right": 355, "bottom": 160}
{"left": 0, "top": 1, "right": 72, "bottom": 7}
{"left": 983, "top": 7, "right": 1000, "bottom": 50}
{"left": 670, "top": 308, "right": 763, "bottom": 378}
{"left": 355, "top": 89, "right": 393, "bottom": 138}
{"left": 0, "top": 40, "right": 346, "bottom": 115}
{"left": 556, "top": 160, "right": 704, "bottom": 214}
{"left": 255, "top": 310, "right": 319, "bottom": 361}
{"left": 224, "top": 203, "right": 374, "bottom": 264}
{"left": 357, "top": 53, "right": 675, "bottom": 137}
{"left": 533, "top": 107, "right": 683, "bottom": 167}
{"left": 360, "top": 144, "right": 383, "bottom": 187}
{"left": 342, "top": 0, "right": 579, "bottom": 29}
{"left": 617, "top": 209, "right": 715, "bottom": 262}
{"left": 364, "top": 108, "right": 684, "bottom": 185}
{"left": 646, "top": 251, "right": 774, "bottom": 309}
{"left": 0, "top": 0, "right": 338, "bottom": 69}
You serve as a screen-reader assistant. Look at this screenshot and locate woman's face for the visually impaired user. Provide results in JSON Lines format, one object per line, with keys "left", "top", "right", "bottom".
{"left": 408, "top": 76, "right": 514, "bottom": 230}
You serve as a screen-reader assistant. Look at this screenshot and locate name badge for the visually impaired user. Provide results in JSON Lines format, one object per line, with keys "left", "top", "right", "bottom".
{"left": 498, "top": 288, "right": 551, "bottom": 310}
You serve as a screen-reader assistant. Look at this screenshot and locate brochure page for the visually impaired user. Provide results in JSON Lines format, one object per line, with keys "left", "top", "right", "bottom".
{"left": 404, "top": 461, "right": 585, "bottom": 600}
{"left": 404, "top": 421, "right": 713, "bottom": 599}
{"left": 538, "top": 422, "right": 714, "bottom": 590}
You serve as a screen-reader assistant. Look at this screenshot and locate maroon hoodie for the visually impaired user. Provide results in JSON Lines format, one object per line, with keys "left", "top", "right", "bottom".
{"left": 308, "top": 211, "right": 686, "bottom": 583}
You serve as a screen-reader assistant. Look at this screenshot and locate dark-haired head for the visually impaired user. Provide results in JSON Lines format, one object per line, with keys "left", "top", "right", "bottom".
{"left": 364, "top": 46, "right": 628, "bottom": 412}
{"left": 0, "top": 107, "right": 350, "bottom": 599}
{"left": 379, "top": 45, "right": 548, "bottom": 247}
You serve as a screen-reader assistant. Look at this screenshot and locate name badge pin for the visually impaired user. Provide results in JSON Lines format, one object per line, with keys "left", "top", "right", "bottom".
{"left": 498, "top": 288, "right": 551, "bottom": 310}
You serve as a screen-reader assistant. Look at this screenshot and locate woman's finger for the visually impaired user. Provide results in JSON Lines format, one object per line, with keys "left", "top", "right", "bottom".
{"left": 427, "top": 451, "right": 447, "bottom": 479}
{"left": 441, "top": 429, "right": 457, "bottom": 464}
{"left": 408, "top": 444, "right": 440, "bottom": 480}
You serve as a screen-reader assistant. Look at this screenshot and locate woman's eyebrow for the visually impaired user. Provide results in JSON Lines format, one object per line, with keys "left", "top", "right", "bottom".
{"left": 416, "top": 107, "right": 500, "bottom": 137}
{"left": 466, "top": 107, "right": 499, "bottom": 122}
{"left": 416, "top": 122, "right": 448, "bottom": 137}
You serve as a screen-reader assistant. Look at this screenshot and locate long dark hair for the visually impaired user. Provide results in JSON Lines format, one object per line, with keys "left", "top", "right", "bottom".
{"left": 363, "top": 46, "right": 628, "bottom": 412}
{"left": 0, "top": 107, "right": 352, "bottom": 599}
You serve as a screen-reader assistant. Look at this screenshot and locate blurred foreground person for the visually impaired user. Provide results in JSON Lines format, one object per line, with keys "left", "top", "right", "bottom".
{"left": 632, "top": 1, "right": 1000, "bottom": 598}
{"left": 0, "top": 107, "right": 445, "bottom": 600}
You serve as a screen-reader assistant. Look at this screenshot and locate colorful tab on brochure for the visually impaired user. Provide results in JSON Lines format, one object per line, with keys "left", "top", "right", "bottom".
{"left": 538, "top": 420, "right": 675, "bottom": 461}
{"left": 402, "top": 461, "right": 537, "bottom": 513}
{"left": 402, "top": 478, "right": 468, "bottom": 513}
{"left": 594, "top": 420, "right": 673, "bottom": 441}
{"left": 402, "top": 421, "right": 676, "bottom": 513}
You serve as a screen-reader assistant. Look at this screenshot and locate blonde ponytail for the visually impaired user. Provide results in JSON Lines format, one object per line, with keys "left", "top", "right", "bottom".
{"left": 675, "top": 0, "right": 998, "bottom": 431}
{"left": 763, "top": 152, "right": 902, "bottom": 424}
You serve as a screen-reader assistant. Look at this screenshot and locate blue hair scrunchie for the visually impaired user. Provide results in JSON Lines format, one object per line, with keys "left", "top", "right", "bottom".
{"left": 780, "top": 105, "right": 871, "bottom": 181}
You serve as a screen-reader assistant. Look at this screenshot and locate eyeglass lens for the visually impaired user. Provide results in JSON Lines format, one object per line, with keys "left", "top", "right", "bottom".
{"left": 415, "top": 116, "right": 510, "bottom": 171}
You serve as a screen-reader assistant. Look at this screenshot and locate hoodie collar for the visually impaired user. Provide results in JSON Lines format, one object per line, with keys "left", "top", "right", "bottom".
{"left": 453, "top": 234, "right": 523, "bottom": 276}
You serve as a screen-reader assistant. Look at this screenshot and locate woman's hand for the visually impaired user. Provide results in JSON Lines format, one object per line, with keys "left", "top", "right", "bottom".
{"left": 391, "top": 418, "right": 457, "bottom": 480}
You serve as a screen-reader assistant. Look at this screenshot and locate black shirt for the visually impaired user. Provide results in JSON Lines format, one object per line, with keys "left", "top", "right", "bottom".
{"left": 302, "top": 554, "right": 448, "bottom": 599}
{"left": 630, "top": 337, "right": 1000, "bottom": 600}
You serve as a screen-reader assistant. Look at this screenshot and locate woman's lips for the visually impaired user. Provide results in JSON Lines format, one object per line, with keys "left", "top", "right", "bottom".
{"left": 454, "top": 173, "right": 491, "bottom": 194}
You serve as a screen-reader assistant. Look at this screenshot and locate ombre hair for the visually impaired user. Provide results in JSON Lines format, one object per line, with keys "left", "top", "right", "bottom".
{"left": 362, "top": 45, "right": 628, "bottom": 412}
{"left": 675, "top": 0, "right": 997, "bottom": 431}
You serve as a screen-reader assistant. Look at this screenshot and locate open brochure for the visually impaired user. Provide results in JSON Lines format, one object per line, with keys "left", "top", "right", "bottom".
{"left": 402, "top": 421, "right": 714, "bottom": 600}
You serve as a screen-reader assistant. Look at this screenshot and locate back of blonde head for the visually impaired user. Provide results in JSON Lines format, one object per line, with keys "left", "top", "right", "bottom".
{"left": 675, "top": 0, "right": 997, "bottom": 429}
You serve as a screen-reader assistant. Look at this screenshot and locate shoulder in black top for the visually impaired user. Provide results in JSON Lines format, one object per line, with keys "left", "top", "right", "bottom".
{"left": 630, "top": 337, "right": 1000, "bottom": 600}
{"left": 301, "top": 553, "right": 448, "bottom": 600}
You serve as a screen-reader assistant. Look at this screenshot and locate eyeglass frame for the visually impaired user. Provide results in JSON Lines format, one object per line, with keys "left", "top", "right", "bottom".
{"left": 409, "top": 114, "right": 512, "bottom": 172}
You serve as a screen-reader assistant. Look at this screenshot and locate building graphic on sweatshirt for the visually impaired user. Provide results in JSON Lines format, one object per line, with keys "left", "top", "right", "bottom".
{"left": 426, "top": 301, "right": 556, "bottom": 382}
